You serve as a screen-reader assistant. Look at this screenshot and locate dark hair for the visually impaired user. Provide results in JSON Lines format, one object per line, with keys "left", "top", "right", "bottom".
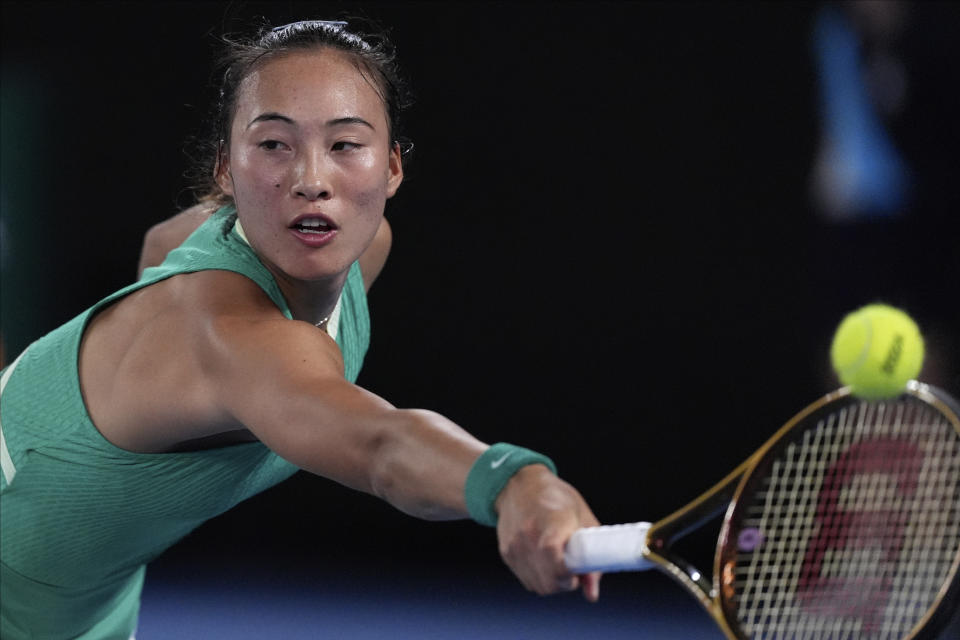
{"left": 193, "top": 19, "right": 412, "bottom": 205}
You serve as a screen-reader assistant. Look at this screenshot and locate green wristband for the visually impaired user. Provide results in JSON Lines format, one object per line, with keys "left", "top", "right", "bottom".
{"left": 464, "top": 442, "right": 557, "bottom": 527}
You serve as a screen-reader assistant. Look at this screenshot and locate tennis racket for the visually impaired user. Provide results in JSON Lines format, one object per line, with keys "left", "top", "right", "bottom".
{"left": 565, "top": 381, "right": 960, "bottom": 640}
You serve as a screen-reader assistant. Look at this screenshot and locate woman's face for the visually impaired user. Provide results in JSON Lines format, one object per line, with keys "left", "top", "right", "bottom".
{"left": 217, "top": 48, "right": 403, "bottom": 283}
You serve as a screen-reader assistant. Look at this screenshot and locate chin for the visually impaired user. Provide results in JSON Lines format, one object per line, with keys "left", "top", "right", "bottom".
{"left": 284, "top": 259, "right": 350, "bottom": 284}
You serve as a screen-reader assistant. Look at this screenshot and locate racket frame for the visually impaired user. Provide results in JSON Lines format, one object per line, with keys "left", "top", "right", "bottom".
{"left": 639, "top": 381, "right": 960, "bottom": 640}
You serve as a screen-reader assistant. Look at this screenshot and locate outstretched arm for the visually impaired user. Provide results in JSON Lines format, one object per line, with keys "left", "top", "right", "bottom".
{"left": 196, "top": 284, "right": 601, "bottom": 599}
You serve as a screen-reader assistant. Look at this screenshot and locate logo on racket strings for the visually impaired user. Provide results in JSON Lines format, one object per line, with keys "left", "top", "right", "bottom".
{"left": 797, "top": 437, "right": 924, "bottom": 632}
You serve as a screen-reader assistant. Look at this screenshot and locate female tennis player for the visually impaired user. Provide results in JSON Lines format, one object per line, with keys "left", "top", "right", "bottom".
{"left": 0, "top": 20, "right": 600, "bottom": 638}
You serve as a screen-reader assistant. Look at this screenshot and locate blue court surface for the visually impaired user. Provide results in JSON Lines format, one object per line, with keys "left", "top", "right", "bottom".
{"left": 138, "top": 557, "right": 960, "bottom": 639}
{"left": 138, "top": 561, "right": 721, "bottom": 639}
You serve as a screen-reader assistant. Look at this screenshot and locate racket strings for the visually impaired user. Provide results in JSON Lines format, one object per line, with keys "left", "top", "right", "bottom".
{"left": 728, "top": 396, "right": 960, "bottom": 639}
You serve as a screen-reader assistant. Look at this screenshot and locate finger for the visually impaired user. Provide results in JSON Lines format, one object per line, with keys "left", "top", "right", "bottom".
{"left": 544, "top": 536, "right": 579, "bottom": 593}
{"left": 580, "top": 571, "right": 601, "bottom": 602}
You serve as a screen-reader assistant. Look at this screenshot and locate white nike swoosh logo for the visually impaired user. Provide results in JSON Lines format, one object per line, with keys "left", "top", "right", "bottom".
{"left": 490, "top": 452, "right": 513, "bottom": 469}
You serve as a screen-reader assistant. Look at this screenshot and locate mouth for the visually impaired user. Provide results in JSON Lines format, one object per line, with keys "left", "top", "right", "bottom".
{"left": 291, "top": 215, "right": 337, "bottom": 234}
{"left": 289, "top": 213, "right": 338, "bottom": 248}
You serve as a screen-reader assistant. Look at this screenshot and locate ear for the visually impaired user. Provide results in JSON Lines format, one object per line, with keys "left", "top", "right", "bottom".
{"left": 385, "top": 142, "right": 404, "bottom": 198}
{"left": 214, "top": 141, "right": 235, "bottom": 197}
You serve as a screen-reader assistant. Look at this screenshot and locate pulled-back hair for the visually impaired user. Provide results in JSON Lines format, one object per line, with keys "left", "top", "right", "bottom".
{"left": 193, "top": 19, "right": 412, "bottom": 205}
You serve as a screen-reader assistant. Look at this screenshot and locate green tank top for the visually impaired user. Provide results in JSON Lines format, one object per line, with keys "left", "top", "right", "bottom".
{"left": 0, "top": 206, "right": 370, "bottom": 638}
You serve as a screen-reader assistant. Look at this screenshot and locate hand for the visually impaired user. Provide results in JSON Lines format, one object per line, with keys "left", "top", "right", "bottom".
{"left": 494, "top": 464, "right": 602, "bottom": 601}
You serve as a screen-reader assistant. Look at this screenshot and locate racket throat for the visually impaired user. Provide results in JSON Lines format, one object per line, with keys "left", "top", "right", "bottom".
{"left": 648, "top": 549, "right": 717, "bottom": 603}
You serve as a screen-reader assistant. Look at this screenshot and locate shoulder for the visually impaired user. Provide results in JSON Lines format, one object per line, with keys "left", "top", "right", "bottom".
{"left": 81, "top": 269, "right": 345, "bottom": 452}
{"left": 184, "top": 270, "right": 345, "bottom": 376}
{"left": 358, "top": 217, "right": 392, "bottom": 292}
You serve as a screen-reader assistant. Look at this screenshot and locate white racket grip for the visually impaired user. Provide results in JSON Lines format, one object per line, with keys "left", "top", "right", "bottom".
{"left": 564, "top": 522, "right": 655, "bottom": 573}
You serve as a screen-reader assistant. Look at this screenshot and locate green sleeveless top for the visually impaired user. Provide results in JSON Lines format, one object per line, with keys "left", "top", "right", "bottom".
{"left": 0, "top": 207, "right": 370, "bottom": 639}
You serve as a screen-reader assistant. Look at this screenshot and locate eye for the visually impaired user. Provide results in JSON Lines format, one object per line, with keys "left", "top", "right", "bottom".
{"left": 258, "top": 140, "right": 289, "bottom": 151}
{"left": 332, "top": 141, "right": 361, "bottom": 152}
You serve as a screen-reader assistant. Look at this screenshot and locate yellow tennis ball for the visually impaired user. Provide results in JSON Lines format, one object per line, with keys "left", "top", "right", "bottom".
{"left": 830, "top": 304, "right": 924, "bottom": 399}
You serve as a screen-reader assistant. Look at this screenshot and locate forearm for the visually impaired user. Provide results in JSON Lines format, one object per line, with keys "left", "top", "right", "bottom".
{"left": 368, "top": 408, "right": 487, "bottom": 520}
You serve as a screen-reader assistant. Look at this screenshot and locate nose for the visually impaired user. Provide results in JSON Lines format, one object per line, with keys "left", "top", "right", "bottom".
{"left": 291, "top": 149, "right": 332, "bottom": 201}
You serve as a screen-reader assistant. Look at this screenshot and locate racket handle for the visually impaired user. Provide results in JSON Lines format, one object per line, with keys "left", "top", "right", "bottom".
{"left": 564, "top": 522, "right": 655, "bottom": 573}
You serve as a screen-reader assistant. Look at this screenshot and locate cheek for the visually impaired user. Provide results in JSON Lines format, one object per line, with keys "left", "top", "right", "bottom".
{"left": 350, "top": 154, "right": 391, "bottom": 208}
{"left": 353, "top": 180, "right": 387, "bottom": 218}
{"left": 232, "top": 153, "right": 287, "bottom": 200}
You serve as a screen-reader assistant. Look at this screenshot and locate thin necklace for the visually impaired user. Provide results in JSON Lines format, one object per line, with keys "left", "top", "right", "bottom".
{"left": 316, "top": 316, "right": 330, "bottom": 328}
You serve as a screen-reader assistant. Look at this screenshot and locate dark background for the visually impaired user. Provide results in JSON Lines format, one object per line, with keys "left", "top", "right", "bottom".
{"left": 2, "top": 0, "right": 958, "bottom": 585}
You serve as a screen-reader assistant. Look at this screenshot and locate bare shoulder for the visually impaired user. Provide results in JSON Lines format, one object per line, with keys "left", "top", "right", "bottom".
{"left": 169, "top": 269, "right": 346, "bottom": 384}
{"left": 137, "top": 201, "right": 221, "bottom": 277}
{"left": 80, "top": 269, "right": 343, "bottom": 453}
{"left": 358, "top": 217, "right": 393, "bottom": 292}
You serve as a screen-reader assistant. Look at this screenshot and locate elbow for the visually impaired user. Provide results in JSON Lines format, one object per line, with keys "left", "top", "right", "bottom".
{"left": 366, "top": 427, "right": 396, "bottom": 503}
{"left": 367, "top": 418, "right": 424, "bottom": 516}
{"left": 366, "top": 409, "right": 467, "bottom": 521}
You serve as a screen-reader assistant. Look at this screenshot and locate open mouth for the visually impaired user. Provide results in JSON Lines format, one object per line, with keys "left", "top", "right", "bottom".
{"left": 293, "top": 217, "right": 334, "bottom": 234}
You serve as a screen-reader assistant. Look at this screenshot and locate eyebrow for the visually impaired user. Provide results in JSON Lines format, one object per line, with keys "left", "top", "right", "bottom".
{"left": 246, "top": 113, "right": 376, "bottom": 131}
{"left": 327, "top": 116, "right": 376, "bottom": 130}
{"left": 247, "top": 112, "right": 294, "bottom": 128}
